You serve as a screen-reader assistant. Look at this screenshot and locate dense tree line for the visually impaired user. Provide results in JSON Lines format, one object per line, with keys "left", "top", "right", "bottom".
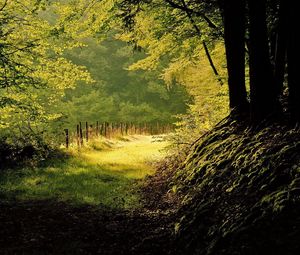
{"left": 2, "top": 0, "right": 297, "bottom": 156}
{"left": 113, "top": 0, "right": 299, "bottom": 123}
{"left": 62, "top": 36, "right": 190, "bottom": 127}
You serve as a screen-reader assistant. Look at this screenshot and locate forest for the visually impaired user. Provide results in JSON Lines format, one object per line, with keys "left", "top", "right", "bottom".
{"left": 0, "top": 0, "right": 299, "bottom": 254}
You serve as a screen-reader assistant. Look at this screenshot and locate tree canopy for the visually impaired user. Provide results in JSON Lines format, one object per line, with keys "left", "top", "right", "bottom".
{"left": 70, "top": 0, "right": 299, "bottom": 122}
{"left": 0, "top": 0, "right": 92, "bottom": 147}
{"left": 1, "top": 0, "right": 299, "bottom": 150}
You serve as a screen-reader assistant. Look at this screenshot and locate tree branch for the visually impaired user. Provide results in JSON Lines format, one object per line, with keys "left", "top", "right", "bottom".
{"left": 0, "top": 0, "right": 8, "bottom": 12}
{"left": 178, "top": 0, "right": 224, "bottom": 85}
{"left": 164, "top": 0, "right": 219, "bottom": 30}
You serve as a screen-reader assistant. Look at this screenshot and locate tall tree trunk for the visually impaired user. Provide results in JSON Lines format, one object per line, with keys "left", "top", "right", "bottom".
{"left": 287, "top": 3, "right": 300, "bottom": 122}
{"left": 274, "top": 0, "right": 288, "bottom": 100}
{"left": 222, "top": 0, "right": 249, "bottom": 117}
{"left": 248, "top": 0, "right": 278, "bottom": 122}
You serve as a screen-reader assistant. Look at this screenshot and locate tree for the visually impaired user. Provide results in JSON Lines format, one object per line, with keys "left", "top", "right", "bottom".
{"left": 47, "top": 0, "right": 300, "bottom": 125}
{"left": 62, "top": 35, "right": 190, "bottom": 127}
{"left": 247, "top": 0, "right": 279, "bottom": 121}
{"left": 221, "top": 0, "right": 248, "bottom": 116}
{"left": 273, "top": 0, "right": 288, "bottom": 100}
{"left": 287, "top": 1, "right": 300, "bottom": 122}
{"left": 0, "top": 0, "right": 91, "bottom": 147}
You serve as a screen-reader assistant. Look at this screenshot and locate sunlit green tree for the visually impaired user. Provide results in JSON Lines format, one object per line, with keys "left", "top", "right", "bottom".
{"left": 0, "top": 0, "right": 91, "bottom": 148}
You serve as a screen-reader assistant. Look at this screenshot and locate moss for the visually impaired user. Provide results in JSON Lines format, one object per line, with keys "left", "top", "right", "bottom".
{"left": 172, "top": 120, "right": 300, "bottom": 254}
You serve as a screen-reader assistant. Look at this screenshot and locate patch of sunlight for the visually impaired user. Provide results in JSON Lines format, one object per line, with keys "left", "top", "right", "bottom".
{"left": 0, "top": 135, "right": 168, "bottom": 209}
{"left": 82, "top": 196, "right": 96, "bottom": 204}
{"left": 80, "top": 135, "right": 168, "bottom": 178}
{"left": 45, "top": 167, "right": 61, "bottom": 174}
{"left": 23, "top": 177, "right": 44, "bottom": 186}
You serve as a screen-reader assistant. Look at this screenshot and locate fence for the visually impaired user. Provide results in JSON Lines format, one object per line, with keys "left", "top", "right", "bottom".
{"left": 63, "top": 122, "right": 173, "bottom": 149}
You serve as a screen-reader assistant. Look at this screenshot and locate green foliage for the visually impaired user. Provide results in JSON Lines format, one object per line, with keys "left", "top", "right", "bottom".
{"left": 60, "top": 36, "right": 190, "bottom": 128}
{"left": 0, "top": 0, "right": 92, "bottom": 150}
{"left": 52, "top": 0, "right": 228, "bottom": 136}
{"left": 167, "top": 44, "right": 229, "bottom": 149}
{"left": 1, "top": 0, "right": 229, "bottom": 164}
{"left": 106, "top": 1, "right": 229, "bottom": 143}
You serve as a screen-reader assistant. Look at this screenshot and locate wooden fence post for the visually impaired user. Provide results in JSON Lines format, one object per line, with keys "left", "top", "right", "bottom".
{"left": 100, "top": 123, "right": 104, "bottom": 136}
{"left": 79, "top": 122, "right": 83, "bottom": 146}
{"left": 104, "top": 122, "right": 107, "bottom": 137}
{"left": 64, "top": 129, "right": 69, "bottom": 149}
{"left": 90, "top": 125, "right": 93, "bottom": 139}
{"left": 76, "top": 124, "right": 80, "bottom": 148}
{"left": 96, "top": 121, "right": 99, "bottom": 137}
{"left": 109, "top": 123, "right": 112, "bottom": 138}
{"left": 62, "top": 121, "right": 175, "bottom": 148}
{"left": 120, "top": 122, "right": 123, "bottom": 136}
{"left": 111, "top": 123, "right": 114, "bottom": 137}
{"left": 86, "top": 122, "right": 89, "bottom": 142}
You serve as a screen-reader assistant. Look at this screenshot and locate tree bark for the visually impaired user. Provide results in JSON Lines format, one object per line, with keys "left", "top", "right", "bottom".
{"left": 248, "top": 0, "right": 278, "bottom": 122}
{"left": 222, "top": 0, "right": 249, "bottom": 116}
{"left": 287, "top": 3, "right": 300, "bottom": 122}
{"left": 274, "top": 0, "right": 288, "bottom": 100}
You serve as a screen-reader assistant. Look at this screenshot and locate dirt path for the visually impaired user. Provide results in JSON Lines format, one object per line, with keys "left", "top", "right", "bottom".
{"left": 0, "top": 200, "right": 175, "bottom": 254}
{"left": 0, "top": 135, "right": 176, "bottom": 254}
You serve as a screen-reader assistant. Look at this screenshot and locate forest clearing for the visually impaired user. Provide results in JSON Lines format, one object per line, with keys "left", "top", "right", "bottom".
{"left": 0, "top": 135, "right": 168, "bottom": 208}
{"left": 0, "top": 135, "right": 175, "bottom": 254}
{"left": 1, "top": 0, "right": 300, "bottom": 254}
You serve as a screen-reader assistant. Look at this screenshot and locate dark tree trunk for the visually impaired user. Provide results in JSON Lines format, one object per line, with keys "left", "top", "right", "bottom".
{"left": 287, "top": 3, "right": 300, "bottom": 122}
{"left": 222, "top": 0, "right": 249, "bottom": 116}
{"left": 248, "top": 0, "right": 278, "bottom": 122}
{"left": 274, "top": 0, "right": 288, "bottom": 100}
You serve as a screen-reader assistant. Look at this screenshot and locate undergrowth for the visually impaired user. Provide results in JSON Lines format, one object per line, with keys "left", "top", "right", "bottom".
{"left": 0, "top": 138, "right": 52, "bottom": 170}
{"left": 169, "top": 119, "right": 300, "bottom": 254}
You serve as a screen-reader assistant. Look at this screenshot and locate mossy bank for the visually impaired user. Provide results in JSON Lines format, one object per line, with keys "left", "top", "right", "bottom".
{"left": 162, "top": 119, "right": 300, "bottom": 254}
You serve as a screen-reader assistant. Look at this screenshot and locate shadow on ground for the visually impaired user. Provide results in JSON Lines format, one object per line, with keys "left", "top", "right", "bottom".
{"left": 0, "top": 199, "right": 174, "bottom": 255}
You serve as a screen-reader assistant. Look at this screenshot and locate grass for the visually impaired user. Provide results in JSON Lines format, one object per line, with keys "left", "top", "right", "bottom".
{"left": 0, "top": 135, "right": 168, "bottom": 209}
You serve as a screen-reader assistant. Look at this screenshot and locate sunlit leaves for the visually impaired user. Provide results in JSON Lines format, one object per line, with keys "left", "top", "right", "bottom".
{"left": 52, "top": 0, "right": 115, "bottom": 39}
{"left": 0, "top": 0, "right": 92, "bottom": 146}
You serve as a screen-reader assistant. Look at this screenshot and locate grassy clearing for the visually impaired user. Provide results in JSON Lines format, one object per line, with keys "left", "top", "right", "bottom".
{"left": 0, "top": 135, "right": 168, "bottom": 209}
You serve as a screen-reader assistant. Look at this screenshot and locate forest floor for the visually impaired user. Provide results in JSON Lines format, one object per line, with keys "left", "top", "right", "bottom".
{"left": 0, "top": 135, "right": 177, "bottom": 254}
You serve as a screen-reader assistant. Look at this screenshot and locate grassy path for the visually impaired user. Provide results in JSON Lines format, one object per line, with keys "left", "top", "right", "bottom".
{"left": 0, "top": 135, "right": 168, "bottom": 209}
{"left": 0, "top": 135, "right": 175, "bottom": 254}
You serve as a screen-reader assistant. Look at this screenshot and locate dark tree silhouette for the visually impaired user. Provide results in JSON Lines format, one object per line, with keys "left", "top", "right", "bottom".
{"left": 273, "top": 0, "right": 288, "bottom": 100}
{"left": 287, "top": 2, "right": 300, "bottom": 122}
{"left": 221, "top": 0, "right": 249, "bottom": 116}
{"left": 247, "top": 0, "right": 278, "bottom": 121}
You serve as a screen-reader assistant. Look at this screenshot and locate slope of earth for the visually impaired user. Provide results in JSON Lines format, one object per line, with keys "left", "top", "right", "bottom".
{"left": 171, "top": 119, "right": 300, "bottom": 255}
